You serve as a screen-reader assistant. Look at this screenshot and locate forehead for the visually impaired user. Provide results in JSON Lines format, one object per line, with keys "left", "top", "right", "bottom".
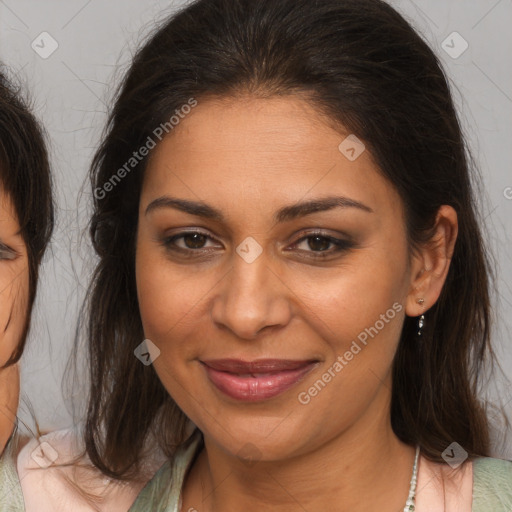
{"left": 0, "top": 185, "right": 22, "bottom": 237}
{"left": 155, "top": 94, "right": 344, "bottom": 158}
{"left": 142, "top": 95, "right": 403, "bottom": 221}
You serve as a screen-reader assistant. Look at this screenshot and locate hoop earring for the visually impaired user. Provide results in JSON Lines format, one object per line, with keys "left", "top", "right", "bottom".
{"left": 416, "top": 298, "right": 425, "bottom": 336}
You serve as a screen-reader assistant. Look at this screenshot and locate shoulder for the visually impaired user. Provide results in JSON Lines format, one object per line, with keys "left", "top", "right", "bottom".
{"left": 16, "top": 428, "right": 165, "bottom": 512}
{"left": 473, "top": 454, "right": 512, "bottom": 475}
{"left": 0, "top": 431, "right": 25, "bottom": 510}
{"left": 130, "top": 429, "right": 203, "bottom": 511}
{"left": 472, "top": 456, "right": 512, "bottom": 511}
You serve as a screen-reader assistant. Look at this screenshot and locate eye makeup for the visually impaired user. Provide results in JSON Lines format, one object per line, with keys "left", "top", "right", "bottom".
{"left": 157, "top": 228, "right": 356, "bottom": 262}
{"left": 0, "top": 241, "right": 17, "bottom": 261}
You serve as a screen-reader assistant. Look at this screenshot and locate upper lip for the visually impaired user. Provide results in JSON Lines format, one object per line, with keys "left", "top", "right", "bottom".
{"left": 201, "top": 358, "right": 318, "bottom": 373}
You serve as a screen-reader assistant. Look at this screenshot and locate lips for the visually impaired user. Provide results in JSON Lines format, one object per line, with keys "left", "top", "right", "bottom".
{"left": 200, "top": 358, "right": 318, "bottom": 402}
{"left": 202, "top": 358, "right": 316, "bottom": 373}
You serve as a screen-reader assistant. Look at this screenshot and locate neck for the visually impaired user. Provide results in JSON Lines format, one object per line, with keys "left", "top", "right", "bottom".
{"left": 188, "top": 384, "right": 416, "bottom": 512}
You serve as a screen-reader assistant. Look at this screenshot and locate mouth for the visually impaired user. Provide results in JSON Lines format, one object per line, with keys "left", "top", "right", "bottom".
{"left": 200, "top": 358, "right": 319, "bottom": 402}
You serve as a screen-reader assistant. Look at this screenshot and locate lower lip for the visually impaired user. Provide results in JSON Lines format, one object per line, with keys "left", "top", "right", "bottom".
{"left": 201, "top": 362, "right": 317, "bottom": 402}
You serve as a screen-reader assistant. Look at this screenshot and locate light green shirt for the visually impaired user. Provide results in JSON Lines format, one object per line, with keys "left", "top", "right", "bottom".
{"left": 472, "top": 455, "right": 512, "bottom": 511}
{"left": 0, "top": 432, "right": 24, "bottom": 511}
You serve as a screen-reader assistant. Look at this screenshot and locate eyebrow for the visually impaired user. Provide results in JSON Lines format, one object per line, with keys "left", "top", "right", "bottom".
{"left": 145, "top": 194, "right": 373, "bottom": 223}
{"left": 0, "top": 228, "right": 22, "bottom": 240}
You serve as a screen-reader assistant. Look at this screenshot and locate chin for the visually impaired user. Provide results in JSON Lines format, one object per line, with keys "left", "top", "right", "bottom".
{"left": 199, "top": 413, "right": 313, "bottom": 462}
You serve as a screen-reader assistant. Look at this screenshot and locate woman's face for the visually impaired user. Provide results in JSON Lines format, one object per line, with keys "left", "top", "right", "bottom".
{"left": 0, "top": 186, "right": 29, "bottom": 366}
{"left": 135, "top": 95, "right": 421, "bottom": 461}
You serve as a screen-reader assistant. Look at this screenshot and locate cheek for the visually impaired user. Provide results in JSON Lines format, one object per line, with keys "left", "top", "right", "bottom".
{"left": 135, "top": 239, "right": 213, "bottom": 413}
{"left": 291, "top": 244, "right": 408, "bottom": 401}
{"left": 135, "top": 237, "right": 211, "bottom": 353}
{"left": 136, "top": 241, "right": 177, "bottom": 340}
{"left": 302, "top": 201, "right": 409, "bottom": 399}
{"left": 0, "top": 265, "right": 29, "bottom": 364}
{"left": 299, "top": 249, "right": 406, "bottom": 346}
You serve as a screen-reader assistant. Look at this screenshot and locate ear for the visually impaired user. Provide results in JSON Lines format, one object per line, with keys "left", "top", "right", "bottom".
{"left": 405, "top": 205, "right": 458, "bottom": 317}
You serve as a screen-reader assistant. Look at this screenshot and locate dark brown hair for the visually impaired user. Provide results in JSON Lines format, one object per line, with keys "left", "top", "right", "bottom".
{"left": 83, "top": 0, "right": 500, "bottom": 479}
{"left": 0, "top": 67, "right": 54, "bottom": 367}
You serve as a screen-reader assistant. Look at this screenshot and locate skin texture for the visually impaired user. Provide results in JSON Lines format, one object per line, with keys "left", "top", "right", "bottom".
{"left": 0, "top": 187, "right": 27, "bottom": 454}
{"left": 135, "top": 95, "right": 460, "bottom": 512}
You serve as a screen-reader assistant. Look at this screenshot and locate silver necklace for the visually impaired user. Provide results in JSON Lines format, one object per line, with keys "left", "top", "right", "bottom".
{"left": 403, "top": 445, "right": 420, "bottom": 511}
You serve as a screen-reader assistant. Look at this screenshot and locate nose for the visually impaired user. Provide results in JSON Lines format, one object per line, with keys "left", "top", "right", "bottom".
{"left": 210, "top": 247, "right": 292, "bottom": 340}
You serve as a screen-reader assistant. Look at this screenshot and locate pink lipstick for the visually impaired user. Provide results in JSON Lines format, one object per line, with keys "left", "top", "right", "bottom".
{"left": 200, "top": 358, "right": 318, "bottom": 402}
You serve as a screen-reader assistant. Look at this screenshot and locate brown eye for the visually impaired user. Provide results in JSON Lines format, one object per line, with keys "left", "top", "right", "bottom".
{"left": 289, "top": 232, "right": 354, "bottom": 259}
{"left": 181, "top": 232, "right": 208, "bottom": 249}
{"left": 161, "top": 230, "right": 221, "bottom": 255}
{"left": 306, "top": 235, "right": 331, "bottom": 252}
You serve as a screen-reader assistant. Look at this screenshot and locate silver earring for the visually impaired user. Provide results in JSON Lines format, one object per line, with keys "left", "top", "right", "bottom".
{"left": 416, "top": 298, "right": 425, "bottom": 336}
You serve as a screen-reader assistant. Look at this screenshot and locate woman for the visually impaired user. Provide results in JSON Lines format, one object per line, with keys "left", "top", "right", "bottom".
{"left": 0, "top": 67, "right": 54, "bottom": 503}
{"left": 15, "top": 0, "right": 512, "bottom": 510}
{"left": 0, "top": 71, "right": 158, "bottom": 512}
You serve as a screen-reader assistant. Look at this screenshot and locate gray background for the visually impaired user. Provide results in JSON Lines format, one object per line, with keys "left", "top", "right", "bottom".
{"left": 0, "top": 1, "right": 511, "bottom": 456}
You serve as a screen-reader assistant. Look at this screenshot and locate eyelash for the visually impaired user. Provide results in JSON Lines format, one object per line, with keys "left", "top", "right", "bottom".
{"left": 160, "top": 230, "right": 353, "bottom": 260}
